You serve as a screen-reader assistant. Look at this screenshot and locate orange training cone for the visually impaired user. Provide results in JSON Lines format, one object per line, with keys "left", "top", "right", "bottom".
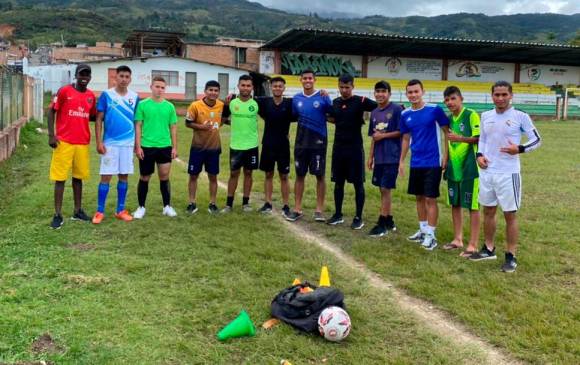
{"left": 319, "top": 266, "right": 331, "bottom": 287}
{"left": 217, "top": 310, "right": 256, "bottom": 341}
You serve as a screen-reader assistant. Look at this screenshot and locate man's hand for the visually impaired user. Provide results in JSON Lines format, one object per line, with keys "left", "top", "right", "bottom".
{"left": 135, "top": 146, "right": 144, "bottom": 160}
{"left": 320, "top": 89, "right": 329, "bottom": 97}
{"left": 367, "top": 157, "right": 374, "bottom": 171}
{"left": 448, "top": 132, "right": 464, "bottom": 143}
{"left": 96, "top": 142, "right": 107, "bottom": 155}
{"left": 398, "top": 164, "right": 405, "bottom": 177}
{"left": 225, "top": 93, "right": 235, "bottom": 105}
{"left": 441, "top": 159, "right": 448, "bottom": 171}
{"left": 48, "top": 135, "right": 59, "bottom": 149}
{"left": 171, "top": 147, "right": 178, "bottom": 159}
{"left": 477, "top": 155, "right": 489, "bottom": 169}
{"left": 372, "top": 131, "right": 384, "bottom": 142}
{"left": 500, "top": 140, "right": 520, "bottom": 155}
{"left": 202, "top": 121, "right": 214, "bottom": 130}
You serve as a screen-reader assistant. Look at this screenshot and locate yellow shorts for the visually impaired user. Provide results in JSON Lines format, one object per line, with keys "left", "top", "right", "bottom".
{"left": 49, "top": 141, "right": 90, "bottom": 181}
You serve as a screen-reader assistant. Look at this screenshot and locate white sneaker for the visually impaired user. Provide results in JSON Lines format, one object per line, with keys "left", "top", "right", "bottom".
{"left": 242, "top": 204, "right": 253, "bottom": 212}
{"left": 133, "top": 206, "right": 146, "bottom": 219}
{"left": 163, "top": 205, "right": 177, "bottom": 217}
{"left": 421, "top": 234, "right": 438, "bottom": 251}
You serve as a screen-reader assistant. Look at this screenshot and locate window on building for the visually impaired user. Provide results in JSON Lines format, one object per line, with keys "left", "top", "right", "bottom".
{"left": 235, "top": 48, "right": 247, "bottom": 64}
{"left": 151, "top": 70, "right": 179, "bottom": 86}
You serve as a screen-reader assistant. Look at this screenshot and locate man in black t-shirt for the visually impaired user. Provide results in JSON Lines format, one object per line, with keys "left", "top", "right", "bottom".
{"left": 256, "top": 77, "right": 295, "bottom": 216}
{"left": 327, "top": 74, "right": 377, "bottom": 230}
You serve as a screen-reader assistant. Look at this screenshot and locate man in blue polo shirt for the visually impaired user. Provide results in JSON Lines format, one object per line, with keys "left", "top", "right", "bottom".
{"left": 285, "top": 69, "right": 332, "bottom": 222}
{"left": 399, "top": 79, "right": 450, "bottom": 250}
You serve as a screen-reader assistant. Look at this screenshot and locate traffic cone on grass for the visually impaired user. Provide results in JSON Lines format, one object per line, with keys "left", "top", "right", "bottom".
{"left": 217, "top": 310, "right": 256, "bottom": 341}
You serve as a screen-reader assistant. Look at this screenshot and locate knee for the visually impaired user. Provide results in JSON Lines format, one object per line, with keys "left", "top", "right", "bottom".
{"left": 189, "top": 174, "right": 199, "bottom": 182}
{"left": 207, "top": 174, "right": 217, "bottom": 183}
{"left": 279, "top": 173, "right": 289, "bottom": 181}
{"left": 265, "top": 172, "right": 275, "bottom": 179}
{"left": 140, "top": 175, "right": 151, "bottom": 182}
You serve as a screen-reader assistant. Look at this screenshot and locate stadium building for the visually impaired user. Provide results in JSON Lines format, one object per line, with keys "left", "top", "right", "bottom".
{"left": 260, "top": 28, "right": 580, "bottom": 117}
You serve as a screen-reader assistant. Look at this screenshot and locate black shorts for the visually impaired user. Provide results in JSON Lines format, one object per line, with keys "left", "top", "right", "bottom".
{"left": 139, "top": 146, "right": 172, "bottom": 176}
{"left": 260, "top": 145, "right": 290, "bottom": 174}
{"left": 294, "top": 148, "right": 326, "bottom": 177}
{"left": 331, "top": 145, "right": 365, "bottom": 184}
{"left": 230, "top": 147, "right": 259, "bottom": 171}
{"left": 408, "top": 167, "right": 442, "bottom": 198}
{"left": 372, "top": 163, "right": 399, "bottom": 189}
{"left": 188, "top": 147, "right": 220, "bottom": 176}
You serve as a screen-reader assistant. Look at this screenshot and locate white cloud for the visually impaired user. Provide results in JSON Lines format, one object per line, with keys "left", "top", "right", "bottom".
{"left": 253, "top": 0, "right": 580, "bottom": 17}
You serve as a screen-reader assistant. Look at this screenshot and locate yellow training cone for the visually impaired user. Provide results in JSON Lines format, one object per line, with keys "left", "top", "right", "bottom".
{"left": 292, "top": 278, "right": 301, "bottom": 286}
{"left": 319, "top": 266, "right": 331, "bottom": 287}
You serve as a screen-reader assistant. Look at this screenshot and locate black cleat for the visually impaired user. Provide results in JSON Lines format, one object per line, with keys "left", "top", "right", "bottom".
{"left": 186, "top": 203, "right": 198, "bottom": 214}
{"left": 326, "top": 213, "right": 344, "bottom": 225}
{"left": 351, "top": 216, "right": 364, "bottom": 230}
{"left": 50, "top": 214, "right": 64, "bottom": 229}
{"left": 71, "top": 209, "right": 90, "bottom": 222}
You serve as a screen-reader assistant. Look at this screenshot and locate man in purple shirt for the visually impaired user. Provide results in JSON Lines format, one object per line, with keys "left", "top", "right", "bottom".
{"left": 367, "top": 81, "right": 403, "bottom": 237}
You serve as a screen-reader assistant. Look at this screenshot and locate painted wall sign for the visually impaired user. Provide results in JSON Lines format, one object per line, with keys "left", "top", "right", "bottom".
{"left": 280, "top": 52, "right": 362, "bottom": 76}
{"left": 367, "top": 57, "right": 442, "bottom": 80}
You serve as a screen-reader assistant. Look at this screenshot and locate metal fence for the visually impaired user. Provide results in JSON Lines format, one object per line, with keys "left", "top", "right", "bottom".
{"left": 0, "top": 68, "right": 25, "bottom": 132}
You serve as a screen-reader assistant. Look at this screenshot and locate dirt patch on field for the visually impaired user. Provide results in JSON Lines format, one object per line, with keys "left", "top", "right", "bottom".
{"left": 30, "top": 333, "right": 64, "bottom": 355}
{"left": 66, "top": 243, "right": 96, "bottom": 251}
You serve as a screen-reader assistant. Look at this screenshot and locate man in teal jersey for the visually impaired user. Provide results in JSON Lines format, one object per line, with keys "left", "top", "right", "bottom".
{"left": 442, "top": 86, "right": 481, "bottom": 257}
{"left": 133, "top": 76, "right": 178, "bottom": 219}
{"left": 222, "top": 75, "right": 259, "bottom": 212}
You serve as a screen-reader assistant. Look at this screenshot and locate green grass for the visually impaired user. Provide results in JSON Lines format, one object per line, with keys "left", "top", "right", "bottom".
{"left": 0, "top": 123, "right": 488, "bottom": 363}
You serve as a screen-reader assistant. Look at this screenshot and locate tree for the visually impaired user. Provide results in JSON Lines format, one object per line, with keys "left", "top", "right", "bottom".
{"left": 571, "top": 30, "right": 580, "bottom": 46}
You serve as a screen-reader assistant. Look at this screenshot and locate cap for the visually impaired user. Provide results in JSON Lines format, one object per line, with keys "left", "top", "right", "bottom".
{"left": 75, "top": 63, "right": 91, "bottom": 75}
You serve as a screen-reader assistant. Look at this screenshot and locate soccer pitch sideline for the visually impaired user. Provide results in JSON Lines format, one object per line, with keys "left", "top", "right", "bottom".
{"left": 0, "top": 119, "right": 578, "bottom": 364}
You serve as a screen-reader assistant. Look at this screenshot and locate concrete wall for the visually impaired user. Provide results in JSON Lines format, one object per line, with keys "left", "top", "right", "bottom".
{"left": 185, "top": 44, "right": 259, "bottom": 72}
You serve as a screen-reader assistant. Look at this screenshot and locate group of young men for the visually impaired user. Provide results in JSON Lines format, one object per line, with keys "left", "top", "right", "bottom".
{"left": 47, "top": 64, "right": 540, "bottom": 272}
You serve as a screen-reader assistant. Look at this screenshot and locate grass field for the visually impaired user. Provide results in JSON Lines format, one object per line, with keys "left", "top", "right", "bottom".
{"left": 0, "top": 114, "right": 578, "bottom": 364}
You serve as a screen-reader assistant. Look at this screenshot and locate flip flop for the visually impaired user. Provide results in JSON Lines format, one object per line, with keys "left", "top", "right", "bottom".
{"left": 443, "top": 243, "right": 463, "bottom": 250}
{"left": 459, "top": 250, "right": 476, "bottom": 258}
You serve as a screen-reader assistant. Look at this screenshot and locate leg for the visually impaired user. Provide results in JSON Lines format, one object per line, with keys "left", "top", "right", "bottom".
{"left": 208, "top": 174, "right": 218, "bottom": 205}
{"left": 315, "top": 175, "right": 326, "bottom": 213}
{"left": 116, "top": 174, "right": 129, "bottom": 214}
{"left": 380, "top": 188, "right": 391, "bottom": 217}
{"left": 425, "top": 197, "right": 439, "bottom": 232}
{"left": 483, "top": 205, "right": 497, "bottom": 250}
{"left": 279, "top": 172, "right": 290, "bottom": 206}
{"left": 333, "top": 180, "right": 345, "bottom": 216}
{"left": 227, "top": 169, "right": 241, "bottom": 206}
{"left": 97, "top": 175, "right": 113, "bottom": 213}
{"left": 264, "top": 171, "right": 274, "bottom": 204}
{"left": 467, "top": 209, "right": 480, "bottom": 252}
{"left": 294, "top": 175, "right": 305, "bottom": 212}
{"left": 416, "top": 195, "right": 427, "bottom": 222}
{"left": 188, "top": 174, "right": 199, "bottom": 204}
{"left": 242, "top": 168, "right": 253, "bottom": 204}
{"left": 354, "top": 181, "right": 365, "bottom": 219}
{"left": 72, "top": 177, "right": 83, "bottom": 213}
{"left": 451, "top": 206, "right": 464, "bottom": 246}
{"left": 157, "top": 162, "right": 172, "bottom": 207}
{"left": 137, "top": 175, "right": 151, "bottom": 207}
{"left": 54, "top": 181, "right": 65, "bottom": 215}
{"left": 504, "top": 211, "right": 518, "bottom": 255}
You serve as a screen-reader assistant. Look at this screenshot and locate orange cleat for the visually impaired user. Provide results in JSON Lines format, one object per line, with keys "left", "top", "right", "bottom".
{"left": 92, "top": 212, "right": 104, "bottom": 224}
{"left": 115, "top": 210, "right": 133, "bottom": 222}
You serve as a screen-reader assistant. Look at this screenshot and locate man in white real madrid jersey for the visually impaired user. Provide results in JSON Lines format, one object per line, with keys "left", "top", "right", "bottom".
{"left": 469, "top": 81, "right": 541, "bottom": 273}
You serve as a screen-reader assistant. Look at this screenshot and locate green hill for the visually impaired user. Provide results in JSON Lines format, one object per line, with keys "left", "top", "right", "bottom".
{"left": 0, "top": 0, "right": 578, "bottom": 46}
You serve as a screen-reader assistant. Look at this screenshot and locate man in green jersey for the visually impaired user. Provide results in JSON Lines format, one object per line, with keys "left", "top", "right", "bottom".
{"left": 133, "top": 76, "right": 178, "bottom": 219}
{"left": 222, "top": 75, "right": 259, "bottom": 212}
{"left": 442, "top": 86, "right": 480, "bottom": 257}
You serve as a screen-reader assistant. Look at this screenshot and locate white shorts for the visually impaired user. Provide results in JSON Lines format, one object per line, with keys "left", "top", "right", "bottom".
{"left": 99, "top": 145, "right": 134, "bottom": 175}
{"left": 478, "top": 172, "right": 521, "bottom": 212}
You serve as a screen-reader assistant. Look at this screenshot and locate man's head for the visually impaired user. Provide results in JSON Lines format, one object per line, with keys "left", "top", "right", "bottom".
{"left": 150, "top": 76, "right": 166, "bottom": 98}
{"left": 405, "top": 79, "right": 424, "bottom": 105}
{"left": 491, "top": 80, "right": 513, "bottom": 110}
{"left": 270, "top": 76, "right": 286, "bottom": 98}
{"left": 338, "top": 73, "right": 354, "bottom": 99}
{"left": 204, "top": 80, "right": 221, "bottom": 101}
{"left": 374, "top": 80, "right": 391, "bottom": 105}
{"left": 300, "top": 69, "right": 316, "bottom": 92}
{"left": 115, "top": 65, "right": 132, "bottom": 89}
{"left": 238, "top": 74, "right": 253, "bottom": 98}
{"left": 443, "top": 86, "right": 463, "bottom": 114}
{"left": 75, "top": 63, "right": 92, "bottom": 88}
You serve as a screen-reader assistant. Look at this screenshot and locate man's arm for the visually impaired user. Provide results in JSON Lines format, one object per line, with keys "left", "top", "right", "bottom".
{"left": 399, "top": 133, "right": 411, "bottom": 176}
{"left": 47, "top": 107, "right": 58, "bottom": 148}
{"left": 367, "top": 139, "right": 375, "bottom": 170}
{"left": 134, "top": 121, "right": 144, "bottom": 160}
{"left": 170, "top": 124, "right": 178, "bottom": 159}
{"left": 440, "top": 125, "right": 449, "bottom": 170}
{"left": 95, "top": 111, "right": 106, "bottom": 154}
{"left": 372, "top": 130, "right": 401, "bottom": 141}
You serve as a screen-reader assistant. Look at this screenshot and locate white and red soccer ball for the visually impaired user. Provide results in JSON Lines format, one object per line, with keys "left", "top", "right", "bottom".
{"left": 318, "top": 306, "right": 351, "bottom": 342}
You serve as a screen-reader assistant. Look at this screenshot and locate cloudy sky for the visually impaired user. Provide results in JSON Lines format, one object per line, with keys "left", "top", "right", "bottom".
{"left": 254, "top": 0, "right": 580, "bottom": 17}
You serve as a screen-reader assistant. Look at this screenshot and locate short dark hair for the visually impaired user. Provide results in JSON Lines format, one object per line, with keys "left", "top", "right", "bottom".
{"left": 406, "top": 79, "right": 423, "bottom": 90}
{"left": 492, "top": 80, "right": 513, "bottom": 94}
{"left": 374, "top": 80, "right": 391, "bottom": 93}
{"left": 443, "top": 86, "right": 462, "bottom": 98}
{"left": 270, "top": 76, "right": 286, "bottom": 84}
{"left": 300, "top": 69, "right": 316, "bottom": 77}
{"left": 116, "top": 65, "right": 132, "bottom": 74}
{"left": 238, "top": 74, "right": 253, "bottom": 83}
{"left": 152, "top": 76, "right": 166, "bottom": 84}
{"left": 205, "top": 80, "right": 220, "bottom": 90}
{"left": 338, "top": 73, "right": 354, "bottom": 85}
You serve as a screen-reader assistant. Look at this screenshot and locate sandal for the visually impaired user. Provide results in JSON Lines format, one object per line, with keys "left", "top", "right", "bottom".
{"left": 459, "top": 250, "right": 476, "bottom": 258}
{"left": 443, "top": 243, "right": 463, "bottom": 250}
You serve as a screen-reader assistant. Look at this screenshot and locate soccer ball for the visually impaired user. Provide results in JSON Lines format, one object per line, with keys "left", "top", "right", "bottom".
{"left": 318, "top": 306, "right": 351, "bottom": 342}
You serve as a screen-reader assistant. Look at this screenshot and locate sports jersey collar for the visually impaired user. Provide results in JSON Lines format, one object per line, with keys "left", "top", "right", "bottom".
{"left": 495, "top": 106, "right": 514, "bottom": 115}
{"left": 452, "top": 107, "right": 466, "bottom": 122}
{"left": 302, "top": 90, "right": 320, "bottom": 98}
{"left": 377, "top": 102, "right": 392, "bottom": 111}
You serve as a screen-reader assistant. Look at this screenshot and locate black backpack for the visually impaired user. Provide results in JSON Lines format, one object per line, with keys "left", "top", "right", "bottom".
{"left": 270, "top": 283, "right": 345, "bottom": 333}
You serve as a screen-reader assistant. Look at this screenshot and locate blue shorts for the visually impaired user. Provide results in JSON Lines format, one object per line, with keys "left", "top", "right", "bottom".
{"left": 188, "top": 147, "right": 221, "bottom": 176}
{"left": 372, "top": 163, "right": 399, "bottom": 189}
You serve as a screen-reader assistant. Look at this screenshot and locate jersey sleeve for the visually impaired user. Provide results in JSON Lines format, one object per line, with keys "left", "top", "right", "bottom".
{"left": 399, "top": 111, "right": 410, "bottom": 134}
{"left": 185, "top": 102, "right": 197, "bottom": 122}
{"left": 362, "top": 96, "right": 378, "bottom": 112}
{"left": 367, "top": 114, "right": 374, "bottom": 136}
{"left": 477, "top": 118, "right": 487, "bottom": 156}
{"left": 435, "top": 106, "right": 450, "bottom": 127}
{"left": 519, "top": 113, "right": 541, "bottom": 153}
{"left": 323, "top": 95, "right": 333, "bottom": 112}
{"left": 393, "top": 107, "right": 402, "bottom": 132}
{"left": 89, "top": 92, "right": 97, "bottom": 117}
{"left": 168, "top": 104, "right": 178, "bottom": 125}
{"left": 470, "top": 111, "right": 480, "bottom": 137}
{"left": 134, "top": 102, "right": 144, "bottom": 122}
{"left": 96, "top": 92, "right": 107, "bottom": 113}
{"left": 51, "top": 87, "right": 67, "bottom": 111}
